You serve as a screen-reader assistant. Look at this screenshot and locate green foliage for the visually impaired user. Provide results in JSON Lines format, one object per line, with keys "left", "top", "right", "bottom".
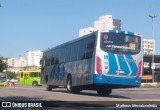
{"left": 0, "top": 57, "right": 8, "bottom": 72}
{"left": 5, "top": 71, "right": 18, "bottom": 79}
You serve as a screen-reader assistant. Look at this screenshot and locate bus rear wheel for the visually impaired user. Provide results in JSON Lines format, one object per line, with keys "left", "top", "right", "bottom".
{"left": 66, "top": 76, "right": 80, "bottom": 93}
{"left": 32, "top": 81, "right": 38, "bottom": 86}
{"left": 66, "top": 76, "right": 72, "bottom": 93}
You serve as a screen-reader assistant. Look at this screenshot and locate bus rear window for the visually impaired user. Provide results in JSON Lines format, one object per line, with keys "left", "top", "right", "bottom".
{"left": 100, "top": 32, "right": 141, "bottom": 55}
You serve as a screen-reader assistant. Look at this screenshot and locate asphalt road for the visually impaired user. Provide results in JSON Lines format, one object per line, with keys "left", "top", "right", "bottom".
{"left": 0, "top": 85, "right": 160, "bottom": 110}
{"left": 1, "top": 85, "right": 160, "bottom": 101}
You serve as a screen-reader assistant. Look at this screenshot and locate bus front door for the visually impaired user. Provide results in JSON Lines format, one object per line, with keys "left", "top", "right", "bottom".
{"left": 24, "top": 74, "right": 29, "bottom": 85}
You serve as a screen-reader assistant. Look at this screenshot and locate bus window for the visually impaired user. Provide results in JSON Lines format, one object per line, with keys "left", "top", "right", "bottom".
{"left": 30, "top": 72, "right": 39, "bottom": 77}
{"left": 45, "top": 58, "right": 51, "bottom": 66}
{"left": 85, "top": 36, "right": 95, "bottom": 59}
{"left": 100, "top": 32, "right": 141, "bottom": 55}
{"left": 78, "top": 39, "right": 86, "bottom": 60}
{"left": 71, "top": 42, "right": 78, "bottom": 61}
{"left": 24, "top": 74, "right": 28, "bottom": 79}
{"left": 21, "top": 72, "right": 23, "bottom": 78}
{"left": 65, "top": 45, "right": 71, "bottom": 62}
{"left": 59, "top": 47, "right": 65, "bottom": 63}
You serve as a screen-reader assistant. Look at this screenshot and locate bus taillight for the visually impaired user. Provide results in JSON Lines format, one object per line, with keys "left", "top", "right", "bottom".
{"left": 96, "top": 56, "right": 102, "bottom": 74}
{"left": 136, "top": 61, "right": 142, "bottom": 78}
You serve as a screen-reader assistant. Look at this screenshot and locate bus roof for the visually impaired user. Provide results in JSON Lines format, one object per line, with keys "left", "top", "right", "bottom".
{"left": 44, "top": 30, "right": 142, "bottom": 53}
{"left": 44, "top": 30, "right": 98, "bottom": 53}
{"left": 106, "top": 30, "right": 142, "bottom": 37}
{"left": 20, "top": 69, "right": 41, "bottom": 73}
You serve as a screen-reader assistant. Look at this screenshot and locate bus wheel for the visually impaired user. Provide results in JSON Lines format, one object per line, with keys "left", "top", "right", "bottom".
{"left": 97, "top": 88, "right": 112, "bottom": 96}
{"left": 32, "top": 81, "right": 38, "bottom": 86}
{"left": 66, "top": 76, "right": 81, "bottom": 93}
{"left": 66, "top": 76, "right": 72, "bottom": 93}
{"left": 46, "top": 85, "right": 52, "bottom": 91}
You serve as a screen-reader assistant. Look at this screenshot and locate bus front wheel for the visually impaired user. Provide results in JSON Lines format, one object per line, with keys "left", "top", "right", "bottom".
{"left": 66, "top": 76, "right": 81, "bottom": 93}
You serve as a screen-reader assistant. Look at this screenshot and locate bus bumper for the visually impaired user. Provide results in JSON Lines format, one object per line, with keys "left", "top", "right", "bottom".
{"left": 93, "top": 74, "right": 141, "bottom": 87}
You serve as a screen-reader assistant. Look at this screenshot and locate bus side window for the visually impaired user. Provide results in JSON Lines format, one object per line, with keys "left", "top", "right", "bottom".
{"left": 45, "top": 59, "right": 50, "bottom": 66}
{"left": 21, "top": 72, "right": 23, "bottom": 78}
{"left": 54, "top": 50, "right": 59, "bottom": 64}
{"left": 51, "top": 56, "right": 55, "bottom": 65}
{"left": 50, "top": 52, "right": 55, "bottom": 65}
{"left": 78, "top": 39, "right": 86, "bottom": 60}
{"left": 65, "top": 45, "right": 71, "bottom": 62}
{"left": 85, "top": 36, "right": 95, "bottom": 59}
{"left": 30, "top": 72, "right": 39, "bottom": 77}
{"left": 59, "top": 47, "right": 64, "bottom": 63}
{"left": 71, "top": 42, "right": 78, "bottom": 61}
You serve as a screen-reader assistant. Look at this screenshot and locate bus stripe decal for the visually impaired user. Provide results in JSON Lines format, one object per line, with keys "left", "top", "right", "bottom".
{"left": 117, "top": 55, "right": 130, "bottom": 75}
{"left": 125, "top": 55, "right": 138, "bottom": 76}
{"left": 123, "top": 55, "right": 132, "bottom": 75}
{"left": 108, "top": 53, "right": 118, "bottom": 74}
{"left": 115, "top": 54, "right": 121, "bottom": 71}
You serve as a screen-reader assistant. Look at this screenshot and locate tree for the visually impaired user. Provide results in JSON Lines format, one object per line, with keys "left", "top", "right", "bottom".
{"left": 6, "top": 71, "right": 18, "bottom": 79}
{"left": 0, "top": 57, "right": 8, "bottom": 72}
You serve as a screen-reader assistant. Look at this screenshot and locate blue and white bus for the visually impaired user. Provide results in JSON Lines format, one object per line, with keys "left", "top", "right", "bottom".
{"left": 40, "top": 30, "right": 143, "bottom": 96}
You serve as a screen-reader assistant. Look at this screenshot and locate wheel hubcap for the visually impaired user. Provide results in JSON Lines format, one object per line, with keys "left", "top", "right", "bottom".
{"left": 67, "top": 80, "right": 70, "bottom": 90}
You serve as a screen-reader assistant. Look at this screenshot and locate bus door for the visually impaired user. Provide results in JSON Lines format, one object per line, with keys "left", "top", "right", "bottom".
{"left": 24, "top": 73, "right": 29, "bottom": 84}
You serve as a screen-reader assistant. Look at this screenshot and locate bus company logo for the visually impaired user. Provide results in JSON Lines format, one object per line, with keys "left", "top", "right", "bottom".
{"left": 104, "top": 35, "right": 108, "bottom": 40}
{"left": 2, "top": 102, "right": 11, "bottom": 107}
{"left": 116, "top": 70, "right": 124, "bottom": 74}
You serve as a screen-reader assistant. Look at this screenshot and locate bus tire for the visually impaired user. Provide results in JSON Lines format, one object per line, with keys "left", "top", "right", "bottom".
{"left": 66, "top": 76, "right": 72, "bottom": 93}
{"left": 66, "top": 76, "right": 81, "bottom": 93}
{"left": 97, "top": 88, "right": 112, "bottom": 96}
{"left": 46, "top": 85, "right": 52, "bottom": 91}
{"left": 32, "top": 81, "right": 38, "bottom": 86}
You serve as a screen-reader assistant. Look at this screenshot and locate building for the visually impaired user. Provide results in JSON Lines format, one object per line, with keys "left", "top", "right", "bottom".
{"left": 7, "top": 57, "right": 27, "bottom": 73}
{"left": 7, "top": 57, "right": 27, "bottom": 68}
{"left": 143, "top": 39, "right": 155, "bottom": 55}
{"left": 143, "top": 55, "right": 160, "bottom": 83}
{"left": 79, "top": 15, "right": 121, "bottom": 37}
{"left": 7, "top": 50, "right": 43, "bottom": 68}
{"left": 14, "top": 56, "right": 27, "bottom": 67}
{"left": 79, "top": 27, "right": 95, "bottom": 37}
{"left": 27, "top": 50, "right": 43, "bottom": 67}
{"left": 94, "top": 15, "right": 121, "bottom": 31}
{"left": 7, "top": 58, "right": 15, "bottom": 67}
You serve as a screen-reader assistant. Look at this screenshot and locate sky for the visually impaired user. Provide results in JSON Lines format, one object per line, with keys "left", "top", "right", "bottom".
{"left": 0, "top": 0, "right": 160, "bottom": 58}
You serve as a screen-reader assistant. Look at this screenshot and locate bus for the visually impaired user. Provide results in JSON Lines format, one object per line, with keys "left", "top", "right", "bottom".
{"left": 0, "top": 75, "right": 7, "bottom": 86}
{"left": 19, "top": 69, "right": 41, "bottom": 86}
{"left": 40, "top": 30, "right": 143, "bottom": 96}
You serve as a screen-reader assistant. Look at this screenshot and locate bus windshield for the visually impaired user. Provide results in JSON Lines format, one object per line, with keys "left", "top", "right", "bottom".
{"left": 0, "top": 76, "right": 6, "bottom": 83}
{"left": 100, "top": 32, "right": 141, "bottom": 55}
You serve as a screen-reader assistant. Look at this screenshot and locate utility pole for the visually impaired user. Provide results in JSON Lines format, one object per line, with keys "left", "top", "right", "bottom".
{"left": 149, "top": 15, "right": 157, "bottom": 82}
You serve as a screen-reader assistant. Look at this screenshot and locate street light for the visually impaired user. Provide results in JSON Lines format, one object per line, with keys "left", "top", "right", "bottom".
{"left": 149, "top": 15, "right": 157, "bottom": 82}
